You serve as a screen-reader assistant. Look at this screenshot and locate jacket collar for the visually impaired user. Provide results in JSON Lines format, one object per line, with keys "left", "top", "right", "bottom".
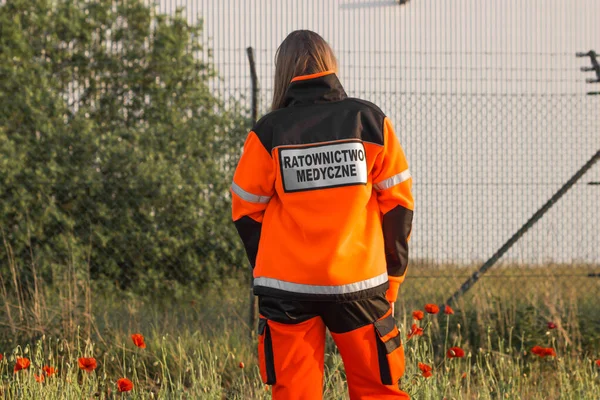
{"left": 283, "top": 71, "right": 348, "bottom": 107}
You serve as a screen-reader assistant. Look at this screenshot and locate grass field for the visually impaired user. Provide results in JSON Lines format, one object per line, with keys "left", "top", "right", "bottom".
{"left": 1, "top": 262, "right": 599, "bottom": 399}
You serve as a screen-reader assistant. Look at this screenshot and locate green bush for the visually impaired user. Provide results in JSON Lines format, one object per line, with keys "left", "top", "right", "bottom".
{"left": 0, "top": 0, "right": 248, "bottom": 291}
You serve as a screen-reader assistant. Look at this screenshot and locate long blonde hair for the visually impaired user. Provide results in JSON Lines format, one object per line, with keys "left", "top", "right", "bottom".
{"left": 271, "top": 30, "right": 338, "bottom": 111}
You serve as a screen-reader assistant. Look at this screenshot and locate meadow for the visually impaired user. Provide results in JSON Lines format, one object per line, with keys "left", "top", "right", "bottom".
{"left": 1, "top": 261, "right": 599, "bottom": 399}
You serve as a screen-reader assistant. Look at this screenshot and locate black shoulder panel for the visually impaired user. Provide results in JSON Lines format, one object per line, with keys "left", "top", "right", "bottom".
{"left": 256, "top": 98, "right": 386, "bottom": 150}
{"left": 251, "top": 111, "right": 280, "bottom": 155}
{"left": 345, "top": 97, "right": 386, "bottom": 117}
{"left": 344, "top": 98, "right": 386, "bottom": 145}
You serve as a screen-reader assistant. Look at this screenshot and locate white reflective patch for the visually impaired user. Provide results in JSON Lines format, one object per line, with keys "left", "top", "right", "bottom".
{"left": 374, "top": 169, "right": 411, "bottom": 191}
{"left": 231, "top": 182, "right": 271, "bottom": 204}
{"left": 254, "top": 273, "right": 388, "bottom": 295}
{"left": 279, "top": 141, "right": 368, "bottom": 192}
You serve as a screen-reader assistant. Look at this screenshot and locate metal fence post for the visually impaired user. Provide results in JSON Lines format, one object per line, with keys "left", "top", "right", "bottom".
{"left": 445, "top": 149, "right": 600, "bottom": 306}
{"left": 246, "top": 46, "right": 259, "bottom": 339}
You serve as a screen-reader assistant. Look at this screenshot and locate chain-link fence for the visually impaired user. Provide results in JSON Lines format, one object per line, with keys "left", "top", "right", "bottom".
{"left": 201, "top": 0, "right": 600, "bottom": 311}
{"left": 2, "top": 0, "right": 599, "bottom": 314}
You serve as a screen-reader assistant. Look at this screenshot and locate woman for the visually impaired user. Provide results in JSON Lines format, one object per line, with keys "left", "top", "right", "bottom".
{"left": 231, "top": 30, "right": 413, "bottom": 399}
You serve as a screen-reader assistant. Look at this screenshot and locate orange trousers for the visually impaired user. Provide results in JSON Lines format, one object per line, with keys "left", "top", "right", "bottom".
{"left": 257, "top": 293, "right": 409, "bottom": 399}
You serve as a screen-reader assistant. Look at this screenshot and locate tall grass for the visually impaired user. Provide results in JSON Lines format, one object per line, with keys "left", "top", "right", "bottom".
{"left": 1, "top": 248, "right": 599, "bottom": 398}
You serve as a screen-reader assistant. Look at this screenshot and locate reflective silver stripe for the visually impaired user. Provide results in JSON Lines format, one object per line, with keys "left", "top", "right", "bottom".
{"left": 254, "top": 273, "right": 388, "bottom": 295}
{"left": 373, "top": 170, "right": 411, "bottom": 191}
{"left": 231, "top": 182, "right": 271, "bottom": 204}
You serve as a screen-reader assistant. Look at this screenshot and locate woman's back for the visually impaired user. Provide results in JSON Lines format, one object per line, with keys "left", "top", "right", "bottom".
{"left": 233, "top": 71, "right": 413, "bottom": 301}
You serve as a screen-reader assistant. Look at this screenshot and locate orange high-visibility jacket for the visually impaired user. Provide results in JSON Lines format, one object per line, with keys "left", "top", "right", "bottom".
{"left": 231, "top": 71, "right": 414, "bottom": 302}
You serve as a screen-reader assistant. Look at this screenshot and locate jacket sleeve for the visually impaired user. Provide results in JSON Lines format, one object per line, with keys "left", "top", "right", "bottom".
{"left": 231, "top": 131, "right": 276, "bottom": 268}
{"left": 372, "top": 117, "right": 414, "bottom": 303}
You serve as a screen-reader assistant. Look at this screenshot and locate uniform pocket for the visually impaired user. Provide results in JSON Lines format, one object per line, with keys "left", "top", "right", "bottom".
{"left": 257, "top": 317, "right": 276, "bottom": 384}
{"left": 373, "top": 313, "right": 405, "bottom": 385}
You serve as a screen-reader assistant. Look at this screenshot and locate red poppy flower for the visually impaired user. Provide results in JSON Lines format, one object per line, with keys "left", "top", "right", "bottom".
{"left": 418, "top": 362, "right": 433, "bottom": 378}
{"left": 117, "top": 378, "right": 134, "bottom": 392}
{"left": 461, "top": 372, "right": 467, "bottom": 379}
{"left": 531, "top": 346, "right": 544, "bottom": 356}
{"left": 424, "top": 304, "right": 439, "bottom": 314}
{"left": 407, "top": 323, "right": 424, "bottom": 339}
{"left": 131, "top": 333, "right": 146, "bottom": 349}
{"left": 447, "top": 347, "right": 465, "bottom": 358}
{"left": 595, "top": 360, "right": 600, "bottom": 367}
{"left": 547, "top": 322, "right": 557, "bottom": 330}
{"left": 14, "top": 357, "right": 30, "bottom": 372}
{"left": 0, "top": 354, "right": 3, "bottom": 361}
{"left": 78, "top": 357, "right": 97, "bottom": 372}
{"left": 444, "top": 305, "right": 454, "bottom": 315}
{"left": 34, "top": 374, "right": 44, "bottom": 383}
{"left": 43, "top": 366, "right": 57, "bottom": 376}
{"left": 239, "top": 361, "right": 245, "bottom": 369}
{"left": 531, "top": 346, "right": 556, "bottom": 357}
{"left": 543, "top": 348, "right": 556, "bottom": 357}
{"left": 412, "top": 310, "right": 424, "bottom": 321}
